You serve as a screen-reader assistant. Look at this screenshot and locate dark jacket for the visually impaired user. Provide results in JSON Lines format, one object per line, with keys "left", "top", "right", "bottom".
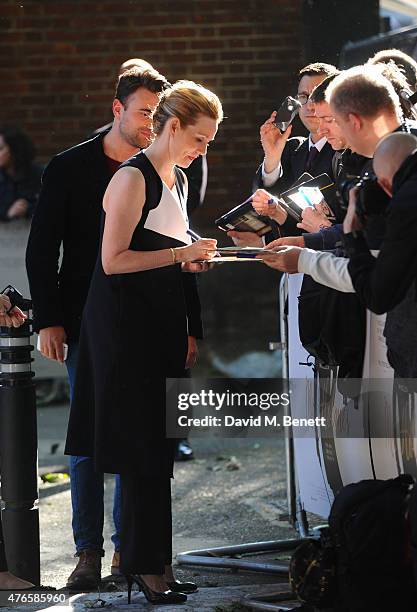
{"left": 253, "top": 137, "right": 335, "bottom": 237}
{"left": 26, "top": 133, "right": 203, "bottom": 341}
{"left": 344, "top": 151, "right": 417, "bottom": 315}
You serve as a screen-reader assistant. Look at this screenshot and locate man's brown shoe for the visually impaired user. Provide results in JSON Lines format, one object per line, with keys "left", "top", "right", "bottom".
{"left": 66, "top": 550, "right": 102, "bottom": 590}
{"left": 110, "top": 551, "right": 120, "bottom": 576}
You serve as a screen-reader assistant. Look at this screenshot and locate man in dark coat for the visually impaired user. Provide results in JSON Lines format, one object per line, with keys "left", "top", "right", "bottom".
{"left": 344, "top": 132, "right": 417, "bottom": 378}
{"left": 26, "top": 66, "right": 204, "bottom": 589}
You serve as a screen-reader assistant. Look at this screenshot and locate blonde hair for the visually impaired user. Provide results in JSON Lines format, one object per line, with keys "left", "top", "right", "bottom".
{"left": 153, "top": 80, "right": 223, "bottom": 135}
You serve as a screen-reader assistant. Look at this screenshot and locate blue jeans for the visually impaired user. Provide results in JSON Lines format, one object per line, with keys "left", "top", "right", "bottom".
{"left": 66, "top": 341, "right": 121, "bottom": 554}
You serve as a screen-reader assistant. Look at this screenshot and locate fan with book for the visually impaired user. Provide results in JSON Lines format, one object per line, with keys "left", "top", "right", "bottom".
{"left": 215, "top": 172, "right": 337, "bottom": 235}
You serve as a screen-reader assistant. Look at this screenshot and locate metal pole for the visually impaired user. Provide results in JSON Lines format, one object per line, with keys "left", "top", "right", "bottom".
{"left": 0, "top": 297, "right": 40, "bottom": 585}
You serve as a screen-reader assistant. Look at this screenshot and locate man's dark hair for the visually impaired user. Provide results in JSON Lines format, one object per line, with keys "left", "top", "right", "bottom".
{"left": 115, "top": 66, "right": 170, "bottom": 105}
{"left": 368, "top": 49, "right": 417, "bottom": 91}
{"left": 299, "top": 62, "right": 337, "bottom": 79}
{"left": 310, "top": 71, "right": 340, "bottom": 103}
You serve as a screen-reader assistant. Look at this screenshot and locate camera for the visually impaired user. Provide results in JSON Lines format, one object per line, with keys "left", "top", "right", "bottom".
{"left": 337, "top": 171, "right": 390, "bottom": 224}
{"left": 1, "top": 285, "right": 25, "bottom": 312}
{"left": 273, "top": 96, "right": 302, "bottom": 132}
{"left": 354, "top": 173, "right": 391, "bottom": 222}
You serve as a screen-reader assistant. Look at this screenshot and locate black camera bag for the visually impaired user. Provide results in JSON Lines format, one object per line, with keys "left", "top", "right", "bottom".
{"left": 298, "top": 274, "right": 366, "bottom": 382}
{"left": 290, "top": 475, "right": 416, "bottom": 612}
{"left": 289, "top": 527, "right": 337, "bottom": 609}
{"left": 329, "top": 474, "right": 416, "bottom": 612}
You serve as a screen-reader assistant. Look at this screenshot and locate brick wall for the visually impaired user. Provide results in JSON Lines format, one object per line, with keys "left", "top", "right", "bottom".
{"left": 0, "top": 0, "right": 304, "bottom": 223}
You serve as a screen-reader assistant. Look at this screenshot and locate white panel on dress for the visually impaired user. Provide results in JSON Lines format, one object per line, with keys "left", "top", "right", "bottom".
{"left": 144, "top": 182, "right": 191, "bottom": 245}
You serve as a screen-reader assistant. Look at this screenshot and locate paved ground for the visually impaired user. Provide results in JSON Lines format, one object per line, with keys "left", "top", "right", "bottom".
{"left": 1, "top": 261, "right": 297, "bottom": 609}
{"left": 0, "top": 402, "right": 303, "bottom": 611}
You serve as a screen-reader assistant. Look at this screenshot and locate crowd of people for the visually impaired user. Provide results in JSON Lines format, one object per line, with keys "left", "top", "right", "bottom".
{"left": 1, "top": 45, "right": 417, "bottom": 605}
{"left": 249, "top": 52, "right": 417, "bottom": 391}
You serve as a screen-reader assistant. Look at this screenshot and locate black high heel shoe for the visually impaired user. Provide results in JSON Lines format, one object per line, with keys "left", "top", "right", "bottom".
{"left": 166, "top": 579, "right": 198, "bottom": 593}
{"left": 125, "top": 574, "right": 187, "bottom": 605}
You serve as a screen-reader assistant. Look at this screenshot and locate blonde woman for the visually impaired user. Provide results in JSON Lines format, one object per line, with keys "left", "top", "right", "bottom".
{"left": 65, "top": 81, "right": 223, "bottom": 604}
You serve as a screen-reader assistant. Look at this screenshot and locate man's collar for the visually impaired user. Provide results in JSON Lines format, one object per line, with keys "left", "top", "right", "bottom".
{"left": 308, "top": 135, "right": 327, "bottom": 151}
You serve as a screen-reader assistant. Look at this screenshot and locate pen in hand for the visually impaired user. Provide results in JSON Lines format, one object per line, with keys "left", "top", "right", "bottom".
{"left": 186, "top": 228, "right": 203, "bottom": 242}
{"left": 186, "top": 228, "right": 220, "bottom": 259}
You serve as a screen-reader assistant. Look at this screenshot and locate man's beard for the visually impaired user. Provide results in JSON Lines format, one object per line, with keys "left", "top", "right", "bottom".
{"left": 120, "top": 123, "right": 150, "bottom": 150}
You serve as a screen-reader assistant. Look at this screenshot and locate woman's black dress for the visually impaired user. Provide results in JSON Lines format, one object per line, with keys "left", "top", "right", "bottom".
{"left": 65, "top": 152, "right": 192, "bottom": 478}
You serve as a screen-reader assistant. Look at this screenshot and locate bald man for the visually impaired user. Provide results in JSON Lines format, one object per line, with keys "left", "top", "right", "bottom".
{"left": 373, "top": 132, "right": 417, "bottom": 195}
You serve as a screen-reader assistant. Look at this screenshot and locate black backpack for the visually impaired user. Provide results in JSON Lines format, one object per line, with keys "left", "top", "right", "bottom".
{"left": 290, "top": 475, "right": 417, "bottom": 611}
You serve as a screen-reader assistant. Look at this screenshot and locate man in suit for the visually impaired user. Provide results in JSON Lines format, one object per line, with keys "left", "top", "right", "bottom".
{"left": 26, "top": 66, "right": 195, "bottom": 589}
{"left": 228, "top": 62, "right": 337, "bottom": 246}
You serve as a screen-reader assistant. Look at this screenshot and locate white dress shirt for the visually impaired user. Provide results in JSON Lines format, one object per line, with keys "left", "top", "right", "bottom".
{"left": 261, "top": 135, "right": 328, "bottom": 188}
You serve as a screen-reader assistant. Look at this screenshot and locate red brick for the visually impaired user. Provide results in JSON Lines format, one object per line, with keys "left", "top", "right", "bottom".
{"left": 190, "top": 40, "right": 224, "bottom": 50}
{"left": 0, "top": 0, "right": 304, "bottom": 218}
{"left": 218, "top": 26, "right": 253, "bottom": 36}
{"left": 161, "top": 27, "right": 196, "bottom": 38}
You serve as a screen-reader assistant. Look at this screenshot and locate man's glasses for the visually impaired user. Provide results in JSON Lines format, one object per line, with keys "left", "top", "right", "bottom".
{"left": 295, "top": 93, "right": 309, "bottom": 106}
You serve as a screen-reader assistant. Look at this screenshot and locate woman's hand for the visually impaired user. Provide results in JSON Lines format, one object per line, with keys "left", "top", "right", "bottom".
{"left": 182, "top": 261, "right": 212, "bottom": 272}
{"left": 252, "top": 189, "right": 288, "bottom": 225}
{"left": 177, "top": 238, "right": 217, "bottom": 263}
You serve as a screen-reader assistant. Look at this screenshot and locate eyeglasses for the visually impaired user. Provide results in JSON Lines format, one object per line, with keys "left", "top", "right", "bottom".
{"left": 295, "top": 93, "right": 309, "bottom": 106}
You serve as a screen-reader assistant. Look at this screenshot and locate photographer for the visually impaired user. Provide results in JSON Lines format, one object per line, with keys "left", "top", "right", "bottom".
{"left": 344, "top": 132, "right": 417, "bottom": 309}
{"left": 343, "top": 132, "right": 417, "bottom": 379}
{"left": 261, "top": 65, "right": 415, "bottom": 292}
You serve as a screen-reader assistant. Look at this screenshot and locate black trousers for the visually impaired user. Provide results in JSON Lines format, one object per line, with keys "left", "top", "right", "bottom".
{"left": 120, "top": 474, "right": 172, "bottom": 575}
{"left": 0, "top": 512, "right": 7, "bottom": 572}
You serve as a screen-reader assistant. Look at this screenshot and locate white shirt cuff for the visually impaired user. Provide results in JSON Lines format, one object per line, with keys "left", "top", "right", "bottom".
{"left": 298, "top": 249, "right": 355, "bottom": 293}
{"left": 261, "top": 160, "right": 282, "bottom": 187}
